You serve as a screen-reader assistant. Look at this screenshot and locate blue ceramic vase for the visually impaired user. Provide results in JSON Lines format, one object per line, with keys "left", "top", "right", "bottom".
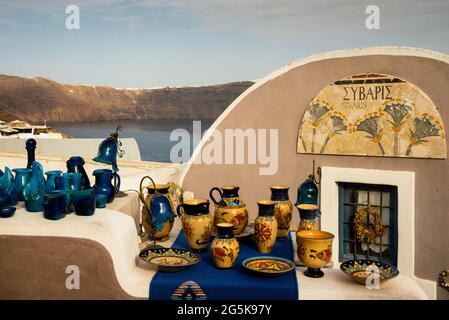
{"left": 12, "top": 168, "right": 32, "bottom": 201}
{"left": 23, "top": 161, "right": 46, "bottom": 212}
{"left": 93, "top": 169, "right": 120, "bottom": 203}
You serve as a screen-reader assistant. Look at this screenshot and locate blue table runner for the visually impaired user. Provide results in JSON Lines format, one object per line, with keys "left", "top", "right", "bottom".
{"left": 149, "top": 231, "right": 298, "bottom": 300}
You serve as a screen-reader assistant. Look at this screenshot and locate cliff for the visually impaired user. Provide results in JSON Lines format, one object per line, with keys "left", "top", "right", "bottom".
{"left": 0, "top": 74, "right": 254, "bottom": 123}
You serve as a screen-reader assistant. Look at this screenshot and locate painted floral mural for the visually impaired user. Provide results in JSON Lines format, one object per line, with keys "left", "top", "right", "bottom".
{"left": 297, "top": 74, "right": 446, "bottom": 158}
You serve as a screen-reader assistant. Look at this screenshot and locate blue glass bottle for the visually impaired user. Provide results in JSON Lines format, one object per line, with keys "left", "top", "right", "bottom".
{"left": 45, "top": 170, "right": 62, "bottom": 194}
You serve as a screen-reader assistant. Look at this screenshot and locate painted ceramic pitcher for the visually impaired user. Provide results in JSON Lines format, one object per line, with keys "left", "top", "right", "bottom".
{"left": 176, "top": 198, "right": 214, "bottom": 252}
{"left": 270, "top": 185, "right": 293, "bottom": 238}
{"left": 209, "top": 185, "right": 248, "bottom": 235}
{"left": 254, "top": 200, "right": 278, "bottom": 254}
{"left": 210, "top": 222, "right": 240, "bottom": 269}
{"left": 93, "top": 169, "right": 121, "bottom": 203}
{"left": 139, "top": 176, "right": 176, "bottom": 241}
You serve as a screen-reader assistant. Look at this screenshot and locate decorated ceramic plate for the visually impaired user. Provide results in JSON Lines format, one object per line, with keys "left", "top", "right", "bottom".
{"left": 211, "top": 222, "right": 255, "bottom": 239}
{"left": 139, "top": 247, "right": 201, "bottom": 272}
{"left": 242, "top": 256, "right": 295, "bottom": 277}
{"left": 340, "top": 259, "right": 399, "bottom": 285}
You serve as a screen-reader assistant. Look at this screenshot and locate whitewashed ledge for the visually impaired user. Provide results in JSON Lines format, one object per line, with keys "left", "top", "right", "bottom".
{"left": 0, "top": 151, "right": 428, "bottom": 299}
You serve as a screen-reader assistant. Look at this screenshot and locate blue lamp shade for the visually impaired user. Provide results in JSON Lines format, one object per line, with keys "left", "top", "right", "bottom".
{"left": 295, "top": 175, "right": 318, "bottom": 206}
{"left": 93, "top": 127, "right": 124, "bottom": 172}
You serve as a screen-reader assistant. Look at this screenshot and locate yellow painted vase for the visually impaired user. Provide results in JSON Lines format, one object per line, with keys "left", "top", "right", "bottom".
{"left": 296, "top": 204, "right": 319, "bottom": 232}
{"left": 254, "top": 200, "right": 278, "bottom": 254}
{"left": 210, "top": 223, "right": 240, "bottom": 269}
{"left": 270, "top": 186, "right": 293, "bottom": 238}
{"left": 176, "top": 199, "right": 214, "bottom": 253}
{"left": 296, "top": 230, "right": 334, "bottom": 278}
{"left": 210, "top": 185, "right": 248, "bottom": 235}
{"left": 139, "top": 176, "right": 175, "bottom": 242}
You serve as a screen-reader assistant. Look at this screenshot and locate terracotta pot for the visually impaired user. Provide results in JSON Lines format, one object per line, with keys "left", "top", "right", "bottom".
{"left": 254, "top": 200, "right": 278, "bottom": 254}
{"left": 210, "top": 223, "right": 240, "bottom": 269}
{"left": 177, "top": 198, "right": 214, "bottom": 253}
{"left": 296, "top": 230, "right": 334, "bottom": 278}
{"left": 210, "top": 185, "right": 248, "bottom": 235}
{"left": 270, "top": 186, "right": 293, "bottom": 238}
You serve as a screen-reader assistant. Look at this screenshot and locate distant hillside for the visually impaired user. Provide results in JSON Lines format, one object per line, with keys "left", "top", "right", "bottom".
{"left": 0, "top": 74, "right": 254, "bottom": 123}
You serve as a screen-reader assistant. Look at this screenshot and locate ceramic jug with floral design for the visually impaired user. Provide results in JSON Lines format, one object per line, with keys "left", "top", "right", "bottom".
{"left": 254, "top": 200, "right": 278, "bottom": 254}
{"left": 210, "top": 223, "right": 240, "bottom": 269}
{"left": 210, "top": 185, "right": 248, "bottom": 235}
{"left": 177, "top": 198, "right": 213, "bottom": 252}
{"left": 270, "top": 186, "right": 293, "bottom": 238}
{"left": 139, "top": 176, "right": 176, "bottom": 242}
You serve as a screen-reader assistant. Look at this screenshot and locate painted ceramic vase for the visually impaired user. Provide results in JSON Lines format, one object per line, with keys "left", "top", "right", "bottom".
{"left": 254, "top": 200, "right": 278, "bottom": 254}
{"left": 93, "top": 169, "right": 120, "bottom": 203}
{"left": 296, "top": 230, "right": 334, "bottom": 278}
{"left": 12, "top": 168, "right": 32, "bottom": 201}
{"left": 210, "top": 185, "right": 248, "bottom": 235}
{"left": 210, "top": 222, "right": 240, "bottom": 269}
{"left": 270, "top": 186, "right": 293, "bottom": 238}
{"left": 176, "top": 198, "right": 213, "bottom": 253}
{"left": 295, "top": 175, "right": 318, "bottom": 206}
{"left": 139, "top": 176, "right": 176, "bottom": 242}
{"left": 296, "top": 204, "right": 319, "bottom": 231}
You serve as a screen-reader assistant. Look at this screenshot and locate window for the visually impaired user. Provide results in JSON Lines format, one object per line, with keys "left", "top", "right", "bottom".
{"left": 338, "top": 183, "right": 398, "bottom": 266}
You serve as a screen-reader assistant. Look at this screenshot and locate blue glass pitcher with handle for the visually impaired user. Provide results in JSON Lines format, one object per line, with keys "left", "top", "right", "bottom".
{"left": 92, "top": 169, "right": 120, "bottom": 203}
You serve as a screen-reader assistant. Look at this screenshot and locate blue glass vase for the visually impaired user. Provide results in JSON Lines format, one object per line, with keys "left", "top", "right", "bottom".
{"left": 13, "top": 168, "right": 32, "bottom": 201}
{"left": 0, "top": 167, "right": 17, "bottom": 205}
{"left": 93, "top": 169, "right": 120, "bottom": 203}
{"left": 45, "top": 170, "right": 62, "bottom": 194}
{"left": 66, "top": 156, "right": 91, "bottom": 190}
{"left": 23, "top": 161, "right": 46, "bottom": 212}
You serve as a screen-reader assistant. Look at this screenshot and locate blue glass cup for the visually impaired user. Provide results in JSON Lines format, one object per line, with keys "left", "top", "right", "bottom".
{"left": 51, "top": 190, "right": 72, "bottom": 214}
{"left": 43, "top": 193, "right": 66, "bottom": 220}
{"left": 95, "top": 194, "right": 107, "bottom": 209}
{"left": 72, "top": 188, "right": 96, "bottom": 216}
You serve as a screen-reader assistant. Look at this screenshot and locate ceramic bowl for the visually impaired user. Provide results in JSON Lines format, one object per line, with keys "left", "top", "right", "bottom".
{"left": 242, "top": 256, "right": 295, "bottom": 277}
{"left": 0, "top": 206, "right": 16, "bottom": 218}
{"left": 139, "top": 247, "right": 201, "bottom": 272}
{"left": 296, "top": 230, "right": 334, "bottom": 278}
{"left": 340, "top": 259, "right": 399, "bottom": 285}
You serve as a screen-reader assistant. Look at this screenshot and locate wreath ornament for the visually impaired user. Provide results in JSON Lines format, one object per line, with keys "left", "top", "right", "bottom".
{"left": 354, "top": 205, "right": 385, "bottom": 244}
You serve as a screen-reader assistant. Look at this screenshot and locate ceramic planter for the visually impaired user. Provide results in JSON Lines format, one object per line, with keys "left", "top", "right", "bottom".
{"left": 270, "top": 186, "right": 293, "bottom": 238}
{"left": 210, "top": 223, "right": 240, "bottom": 269}
{"left": 296, "top": 230, "right": 334, "bottom": 278}
{"left": 177, "top": 198, "right": 213, "bottom": 253}
{"left": 210, "top": 185, "right": 248, "bottom": 235}
{"left": 139, "top": 176, "right": 176, "bottom": 242}
{"left": 254, "top": 200, "right": 278, "bottom": 254}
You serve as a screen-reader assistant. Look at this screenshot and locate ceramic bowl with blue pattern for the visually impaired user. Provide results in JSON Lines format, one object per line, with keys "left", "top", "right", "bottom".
{"left": 340, "top": 259, "right": 399, "bottom": 285}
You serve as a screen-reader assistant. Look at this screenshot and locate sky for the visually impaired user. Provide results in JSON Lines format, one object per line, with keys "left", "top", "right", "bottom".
{"left": 0, "top": 0, "right": 449, "bottom": 88}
